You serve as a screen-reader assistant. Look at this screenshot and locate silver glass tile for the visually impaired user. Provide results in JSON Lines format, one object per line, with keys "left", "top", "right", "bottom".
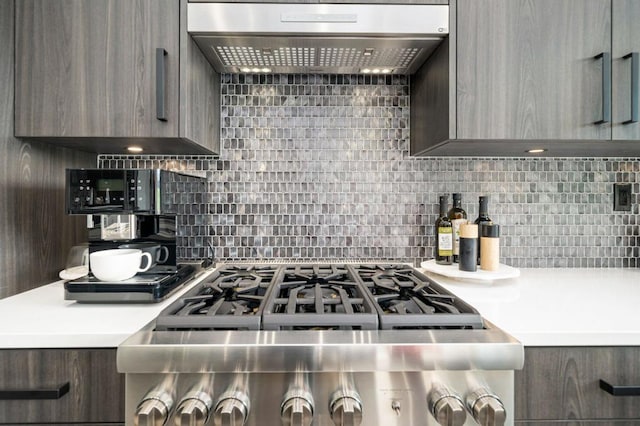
{"left": 99, "top": 74, "right": 640, "bottom": 268}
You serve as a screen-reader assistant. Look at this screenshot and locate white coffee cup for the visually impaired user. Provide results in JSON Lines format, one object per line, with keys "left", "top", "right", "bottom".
{"left": 89, "top": 249, "right": 153, "bottom": 281}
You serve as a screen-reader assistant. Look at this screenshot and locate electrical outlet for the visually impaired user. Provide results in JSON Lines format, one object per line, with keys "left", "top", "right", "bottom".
{"left": 614, "top": 183, "right": 632, "bottom": 211}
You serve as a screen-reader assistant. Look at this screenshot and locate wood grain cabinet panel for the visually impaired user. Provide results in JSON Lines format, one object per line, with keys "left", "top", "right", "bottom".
{"left": 515, "top": 347, "right": 640, "bottom": 423}
{"left": 15, "top": 0, "right": 219, "bottom": 155}
{"left": 0, "top": 349, "right": 124, "bottom": 425}
{"left": 412, "top": 0, "right": 640, "bottom": 156}
{"left": 612, "top": 0, "right": 640, "bottom": 140}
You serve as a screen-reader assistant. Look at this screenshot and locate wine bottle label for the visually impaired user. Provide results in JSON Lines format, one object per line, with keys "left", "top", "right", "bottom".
{"left": 451, "top": 218, "right": 467, "bottom": 255}
{"left": 437, "top": 227, "right": 453, "bottom": 256}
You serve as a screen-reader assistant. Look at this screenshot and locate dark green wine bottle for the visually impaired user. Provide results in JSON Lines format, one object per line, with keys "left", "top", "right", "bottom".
{"left": 435, "top": 195, "right": 453, "bottom": 265}
{"left": 447, "top": 193, "right": 467, "bottom": 263}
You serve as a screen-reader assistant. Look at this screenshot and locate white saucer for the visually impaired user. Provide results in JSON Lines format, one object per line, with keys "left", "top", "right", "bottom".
{"left": 59, "top": 265, "right": 89, "bottom": 281}
{"left": 420, "top": 259, "right": 520, "bottom": 281}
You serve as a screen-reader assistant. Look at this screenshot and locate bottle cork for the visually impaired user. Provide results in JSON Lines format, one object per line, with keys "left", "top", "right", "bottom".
{"left": 480, "top": 224, "right": 500, "bottom": 271}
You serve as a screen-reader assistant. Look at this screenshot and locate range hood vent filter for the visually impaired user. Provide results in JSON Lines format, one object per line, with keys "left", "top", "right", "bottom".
{"left": 188, "top": 3, "right": 449, "bottom": 75}
{"left": 213, "top": 45, "right": 423, "bottom": 73}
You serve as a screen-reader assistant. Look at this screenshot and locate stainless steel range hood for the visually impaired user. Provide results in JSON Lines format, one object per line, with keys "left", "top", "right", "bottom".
{"left": 188, "top": 3, "right": 449, "bottom": 75}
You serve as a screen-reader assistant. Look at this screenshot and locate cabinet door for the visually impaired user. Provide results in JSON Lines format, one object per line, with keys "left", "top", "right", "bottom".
{"left": 456, "top": 0, "right": 611, "bottom": 141}
{"left": 515, "top": 347, "right": 640, "bottom": 421}
{"left": 0, "top": 349, "right": 124, "bottom": 424}
{"left": 15, "top": 0, "right": 179, "bottom": 138}
{"left": 612, "top": 0, "right": 640, "bottom": 139}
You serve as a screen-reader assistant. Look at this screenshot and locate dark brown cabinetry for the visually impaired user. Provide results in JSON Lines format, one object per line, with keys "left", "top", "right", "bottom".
{"left": 1, "top": 0, "right": 95, "bottom": 299}
{"left": 0, "top": 349, "right": 124, "bottom": 425}
{"left": 15, "top": 0, "right": 219, "bottom": 155}
{"left": 515, "top": 347, "right": 640, "bottom": 424}
{"left": 412, "top": 0, "right": 640, "bottom": 156}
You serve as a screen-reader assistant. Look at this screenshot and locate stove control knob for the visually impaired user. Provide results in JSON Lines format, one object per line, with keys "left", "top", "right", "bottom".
{"left": 213, "top": 390, "right": 250, "bottom": 426}
{"left": 329, "top": 389, "right": 363, "bottom": 426}
{"left": 280, "top": 389, "right": 314, "bottom": 426}
{"left": 175, "top": 390, "right": 213, "bottom": 426}
{"left": 134, "top": 388, "right": 174, "bottom": 426}
{"left": 428, "top": 384, "right": 467, "bottom": 426}
{"left": 466, "top": 388, "right": 506, "bottom": 426}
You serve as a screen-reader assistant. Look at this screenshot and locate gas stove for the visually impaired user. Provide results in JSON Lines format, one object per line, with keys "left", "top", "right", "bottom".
{"left": 118, "top": 263, "right": 524, "bottom": 426}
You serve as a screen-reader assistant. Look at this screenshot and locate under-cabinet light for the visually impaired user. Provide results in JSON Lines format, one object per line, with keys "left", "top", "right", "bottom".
{"left": 526, "top": 148, "right": 547, "bottom": 154}
{"left": 360, "top": 68, "right": 393, "bottom": 74}
{"left": 127, "top": 146, "right": 144, "bottom": 153}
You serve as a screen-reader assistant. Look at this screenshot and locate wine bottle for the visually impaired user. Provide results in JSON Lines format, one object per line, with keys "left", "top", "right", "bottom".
{"left": 435, "top": 195, "right": 453, "bottom": 265}
{"left": 473, "top": 195, "right": 492, "bottom": 265}
{"left": 447, "top": 193, "right": 467, "bottom": 263}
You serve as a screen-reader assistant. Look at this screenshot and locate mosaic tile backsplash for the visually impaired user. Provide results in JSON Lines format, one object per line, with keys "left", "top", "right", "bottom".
{"left": 100, "top": 74, "right": 640, "bottom": 268}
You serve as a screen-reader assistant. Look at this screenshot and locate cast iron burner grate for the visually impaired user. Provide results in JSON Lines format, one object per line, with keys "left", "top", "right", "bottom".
{"left": 350, "top": 264, "right": 484, "bottom": 330}
{"left": 154, "top": 265, "right": 278, "bottom": 331}
{"left": 261, "top": 264, "right": 378, "bottom": 330}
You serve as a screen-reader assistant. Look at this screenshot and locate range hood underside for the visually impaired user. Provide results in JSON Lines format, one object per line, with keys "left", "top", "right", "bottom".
{"left": 192, "top": 36, "right": 444, "bottom": 74}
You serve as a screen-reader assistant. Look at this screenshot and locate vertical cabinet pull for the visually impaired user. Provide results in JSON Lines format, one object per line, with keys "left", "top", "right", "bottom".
{"left": 594, "top": 52, "right": 611, "bottom": 125}
{"left": 156, "top": 48, "right": 168, "bottom": 122}
{"left": 623, "top": 52, "right": 639, "bottom": 124}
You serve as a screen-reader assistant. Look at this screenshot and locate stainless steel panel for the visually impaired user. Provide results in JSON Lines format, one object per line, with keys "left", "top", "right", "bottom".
{"left": 118, "top": 324, "right": 524, "bottom": 374}
{"left": 188, "top": 4, "right": 449, "bottom": 35}
{"left": 124, "top": 371, "right": 515, "bottom": 426}
{"left": 187, "top": 3, "right": 449, "bottom": 74}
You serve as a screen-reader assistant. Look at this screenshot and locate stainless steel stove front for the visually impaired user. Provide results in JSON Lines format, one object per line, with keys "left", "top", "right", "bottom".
{"left": 118, "top": 326, "right": 523, "bottom": 426}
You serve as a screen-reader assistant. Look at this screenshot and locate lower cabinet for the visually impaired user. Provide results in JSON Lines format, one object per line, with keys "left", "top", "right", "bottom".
{"left": 0, "top": 349, "right": 124, "bottom": 425}
{"left": 515, "top": 347, "right": 640, "bottom": 424}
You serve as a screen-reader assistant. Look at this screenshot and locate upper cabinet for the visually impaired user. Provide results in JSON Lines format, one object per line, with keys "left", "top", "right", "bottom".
{"left": 612, "top": 0, "right": 640, "bottom": 140}
{"left": 15, "top": 0, "right": 220, "bottom": 155}
{"left": 411, "top": 0, "right": 640, "bottom": 156}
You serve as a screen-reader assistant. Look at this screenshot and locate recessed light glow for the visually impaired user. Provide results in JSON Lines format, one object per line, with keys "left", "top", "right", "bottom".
{"left": 381, "top": 69, "right": 392, "bottom": 74}
{"left": 361, "top": 69, "right": 371, "bottom": 74}
{"left": 526, "top": 148, "right": 547, "bottom": 154}
{"left": 127, "top": 146, "right": 143, "bottom": 153}
{"left": 240, "top": 67, "right": 251, "bottom": 72}
{"left": 372, "top": 69, "right": 380, "bottom": 74}
{"left": 261, "top": 68, "right": 272, "bottom": 73}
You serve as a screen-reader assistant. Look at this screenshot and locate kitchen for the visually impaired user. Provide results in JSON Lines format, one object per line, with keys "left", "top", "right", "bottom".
{"left": 0, "top": 0, "right": 639, "bottom": 425}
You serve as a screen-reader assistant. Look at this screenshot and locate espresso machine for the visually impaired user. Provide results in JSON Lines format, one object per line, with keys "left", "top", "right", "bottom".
{"left": 63, "top": 168, "right": 206, "bottom": 303}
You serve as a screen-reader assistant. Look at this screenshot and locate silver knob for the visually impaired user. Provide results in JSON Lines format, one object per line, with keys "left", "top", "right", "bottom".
{"left": 467, "top": 388, "right": 506, "bottom": 426}
{"left": 175, "top": 390, "right": 214, "bottom": 426}
{"left": 428, "top": 384, "right": 467, "bottom": 426}
{"left": 281, "top": 388, "right": 314, "bottom": 426}
{"left": 134, "top": 388, "right": 174, "bottom": 426}
{"left": 329, "top": 389, "right": 363, "bottom": 426}
{"left": 213, "top": 391, "right": 250, "bottom": 426}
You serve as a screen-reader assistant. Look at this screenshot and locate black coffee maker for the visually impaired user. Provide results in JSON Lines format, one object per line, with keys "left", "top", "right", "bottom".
{"left": 63, "top": 168, "right": 206, "bottom": 302}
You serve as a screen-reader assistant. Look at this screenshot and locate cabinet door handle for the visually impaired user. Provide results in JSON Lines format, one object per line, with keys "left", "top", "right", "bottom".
{"left": 156, "top": 48, "right": 168, "bottom": 122}
{"left": 599, "top": 379, "right": 640, "bottom": 396}
{"left": 623, "top": 52, "right": 639, "bottom": 124}
{"left": 0, "top": 382, "right": 70, "bottom": 400}
{"left": 594, "top": 52, "right": 611, "bottom": 125}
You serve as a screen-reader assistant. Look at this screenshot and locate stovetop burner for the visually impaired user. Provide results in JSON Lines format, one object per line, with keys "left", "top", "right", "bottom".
{"left": 154, "top": 263, "right": 484, "bottom": 331}
{"left": 351, "top": 264, "right": 484, "bottom": 329}
{"left": 261, "top": 264, "right": 378, "bottom": 330}
{"left": 155, "top": 265, "right": 278, "bottom": 330}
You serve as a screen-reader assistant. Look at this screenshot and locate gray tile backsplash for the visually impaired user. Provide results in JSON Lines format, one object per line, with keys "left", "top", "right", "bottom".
{"left": 99, "top": 74, "right": 640, "bottom": 268}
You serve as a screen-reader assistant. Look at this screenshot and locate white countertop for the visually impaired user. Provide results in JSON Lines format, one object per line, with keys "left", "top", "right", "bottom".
{"left": 423, "top": 267, "right": 640, "bottom": 347}
{"left": 0, "top": 270, "right": 214, "bottom": 349}
{"left": 1, "top": 267, "right": 639, "bottom": 349}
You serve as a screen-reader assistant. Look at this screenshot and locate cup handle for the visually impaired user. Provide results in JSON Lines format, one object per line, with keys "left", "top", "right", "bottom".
{"left": 81, "top": 249, "right": 89, "bottom": 266}
{"left": 138, "top": 252, "right": 153, "bottom": 272}
{"left": 157, "top": 246, "right": 170, "bottom": 264}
